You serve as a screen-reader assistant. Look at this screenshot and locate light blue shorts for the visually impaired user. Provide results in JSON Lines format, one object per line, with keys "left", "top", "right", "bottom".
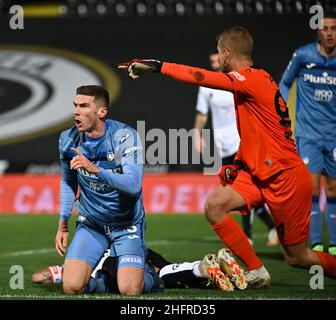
{"left": 66, "top": 218, "right": 146, "bottom": 270}
{"left": 296, "top": 137, "right": 336, "bottom": 178}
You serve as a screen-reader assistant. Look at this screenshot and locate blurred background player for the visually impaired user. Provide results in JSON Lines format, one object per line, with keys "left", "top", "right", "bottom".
{"left": 279, "top": 12, "right": 336, "bottom": 255}
{"left": 56, "top": 85, "right": 162, "bottom": 296}
{"left": 194, "top": 52, "right": 278, "bottom": 247}
{"left": 193, "top": 52, "right": 239, "bottom": 164}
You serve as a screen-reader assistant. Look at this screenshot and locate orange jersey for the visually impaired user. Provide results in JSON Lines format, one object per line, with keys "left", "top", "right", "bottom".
{"left": 161, "top": 62, "right": 303, "bottom": 180}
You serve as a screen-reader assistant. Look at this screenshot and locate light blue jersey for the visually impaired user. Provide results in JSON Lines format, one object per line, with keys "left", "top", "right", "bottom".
{"left": 280, "top": 43, "right": 336, "bottom": 250}
{"left": 279, "top": 42, "right": 336, "bottom": 140}
{"left": 59, "top": 119, "right": 144, "bottom": 228}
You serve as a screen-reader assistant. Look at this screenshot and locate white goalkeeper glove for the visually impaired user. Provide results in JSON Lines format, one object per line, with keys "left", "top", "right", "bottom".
{"left": 118, "top": 59, "right": 162, "bottom": 79}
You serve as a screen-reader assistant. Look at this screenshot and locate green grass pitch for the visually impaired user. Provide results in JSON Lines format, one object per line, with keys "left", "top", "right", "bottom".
{"left": 0, "top": 214, "right": 334, "bottom": 300}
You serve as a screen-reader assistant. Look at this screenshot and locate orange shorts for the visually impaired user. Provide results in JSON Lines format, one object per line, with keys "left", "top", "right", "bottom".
{"left": 230, "top": 164, "right": 313, "bottom": 247}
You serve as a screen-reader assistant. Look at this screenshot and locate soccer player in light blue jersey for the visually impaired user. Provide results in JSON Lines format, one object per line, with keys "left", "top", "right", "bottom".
{"left": 55, "top": 85, "right": 162, "bottom": 295}
{"left": 279, "top": 12, "right": 336, "bottom": 256}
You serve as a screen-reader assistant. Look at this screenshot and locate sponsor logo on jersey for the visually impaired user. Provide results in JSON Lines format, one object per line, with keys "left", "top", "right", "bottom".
{"left": 0, "top": 45, "right": 120, "bottom": 146}
{"left": 89, "top": 181, "right": 110, "bottom": 192}
{"left": 314, "top": 89, "right": 333, "bottom": 102}
{"left": 230, "top": 71, "right": 246, "bottom": 81}
{"left": 303, "top": 72, "right": 336, "bottom": 85}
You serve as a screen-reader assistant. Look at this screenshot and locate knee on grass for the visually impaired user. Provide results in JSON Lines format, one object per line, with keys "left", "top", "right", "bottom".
{"left": 284, "top": 254, "right": 311, "bottom": 269}
{"left": 63, "top": 281, "right": 87, "bottom": 295}
{"left": 118, "top": 282, "right": 143, "bottom": 296}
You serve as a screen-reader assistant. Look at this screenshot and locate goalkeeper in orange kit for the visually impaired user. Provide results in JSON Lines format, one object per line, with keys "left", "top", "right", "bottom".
{"left": 118, "top": 26, "right": 336, "bottom": 286}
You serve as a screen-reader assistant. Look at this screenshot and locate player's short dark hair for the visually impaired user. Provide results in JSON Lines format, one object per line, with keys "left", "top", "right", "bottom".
{"left": 76, "top": 85, "right": 110, "bottom": 107}
{"left": 217, "top": 26, "right": 253, "bottom": 58}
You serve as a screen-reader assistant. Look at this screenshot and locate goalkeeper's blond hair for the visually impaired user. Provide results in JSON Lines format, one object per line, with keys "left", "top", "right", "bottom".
{"left": 217, "top": 26, "right": 253, "bottom": 59}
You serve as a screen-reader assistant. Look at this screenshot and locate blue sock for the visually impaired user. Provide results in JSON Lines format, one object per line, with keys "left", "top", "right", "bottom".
{"left": 85, "top": 272, "right": 107, "bottom": 294}
{"left": 310, "top": 196, "right": 323, "bottom": 246}
{"left": 142, "top": 263, "right": 163, "bottom": 294}
{"left": 142, "top": 271, "right": 155, "bottom": 293}
{"left": 326, "top": 198, "right": 336, "bottom": 246}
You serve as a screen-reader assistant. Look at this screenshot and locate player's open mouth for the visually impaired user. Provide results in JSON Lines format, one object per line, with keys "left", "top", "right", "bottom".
{"left": 75, "top": 119, "right": 82, "bottom": 127}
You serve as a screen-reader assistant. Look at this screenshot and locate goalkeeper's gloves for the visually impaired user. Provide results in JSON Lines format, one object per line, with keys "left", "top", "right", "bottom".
{"left": 118, "top": 59, "right": 162, "bottom": 79}
{"left": 218, "top": 160, "right": 245, "bottom": 186}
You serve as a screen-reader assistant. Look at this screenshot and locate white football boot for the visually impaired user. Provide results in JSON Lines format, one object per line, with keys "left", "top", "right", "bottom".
{"left": 199, "top": 253, "right": 235, "bottom": 292}
{"left": 217, "top": 248, "right": 248, "bottom": 290}
{"left": 245, "top": 265, "right": 271, "bottom": 289}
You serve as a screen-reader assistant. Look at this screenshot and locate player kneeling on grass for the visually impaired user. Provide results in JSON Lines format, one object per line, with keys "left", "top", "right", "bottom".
{"left": 55, "top": 85, "right": 162, "bottom": 295}
{"left": 33, "top": 248, "right": 248, "bottom": 292}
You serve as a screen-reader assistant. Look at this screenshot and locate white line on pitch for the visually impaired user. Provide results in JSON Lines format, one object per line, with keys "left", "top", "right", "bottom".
{"left": 0, "top": 233, "right": 268, "bottom": 258}
{"left": 0, "top": 248, "right": 55, "bottom": 257}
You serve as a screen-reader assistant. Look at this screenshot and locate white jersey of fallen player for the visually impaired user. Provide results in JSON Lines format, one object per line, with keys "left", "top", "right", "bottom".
{"left": 196, "top": 86, "right": 240, "bottom": 159}
{"left": 92, "top": 252, "right": 204, "bottom": 281}
{"left": 159, "top": 261, "right": 202, "bottom": 278}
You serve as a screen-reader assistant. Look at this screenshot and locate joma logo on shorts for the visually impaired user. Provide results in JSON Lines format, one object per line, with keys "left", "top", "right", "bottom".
{"left": 120, "top": 257, "right": 142, "bottom": 264}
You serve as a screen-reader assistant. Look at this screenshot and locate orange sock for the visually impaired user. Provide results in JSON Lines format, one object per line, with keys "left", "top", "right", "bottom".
{"left": 315, "top": 251, "right": 336, "bottom": 278}
{"left": 211, "top": 215, "right": 263, "bottom": 271}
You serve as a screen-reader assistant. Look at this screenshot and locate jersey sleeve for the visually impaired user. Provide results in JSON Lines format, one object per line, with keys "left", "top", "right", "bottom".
{"left": 161, "top": 62, "right": 235, "bottom": 92}
{"left": 195, "top": 87, "right": 210, "bottom": 114}
{"left": 97, "top": 127, "right": 144, "bottom": 196}
{"left": 59, "top": 133, "right": 78, "bottom": 221}
{"left": 279, "top": 50, "right": 301, "bottom": 102}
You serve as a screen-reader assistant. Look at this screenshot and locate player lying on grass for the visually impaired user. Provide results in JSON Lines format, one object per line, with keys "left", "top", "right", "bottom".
{"left": 32, "top": 248, "right": 248, "bottom": 292}
{"left": 118, "top": 26, "right": 336, "bottom": 282}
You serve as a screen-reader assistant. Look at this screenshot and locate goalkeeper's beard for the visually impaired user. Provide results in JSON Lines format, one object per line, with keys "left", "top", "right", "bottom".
{"left": 220, "top": 60, "right": 232, "bottom": 73}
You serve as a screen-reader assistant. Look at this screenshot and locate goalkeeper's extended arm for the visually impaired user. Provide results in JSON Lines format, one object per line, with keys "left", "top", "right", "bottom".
{"left": 118, "top": 59, "right": 234, "bottom": 92}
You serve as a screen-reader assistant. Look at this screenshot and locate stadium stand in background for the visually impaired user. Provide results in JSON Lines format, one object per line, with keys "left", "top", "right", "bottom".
{"left": 0, "top": 0, "right": 332, "bottom": 215}
{"left": 1, "top": 0, "right": 335, "bottom": 18}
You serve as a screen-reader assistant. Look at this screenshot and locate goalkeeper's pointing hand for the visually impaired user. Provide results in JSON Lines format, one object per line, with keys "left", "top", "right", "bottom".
{"left": 118, "top": 59, "right": 162, "bottom": 79}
